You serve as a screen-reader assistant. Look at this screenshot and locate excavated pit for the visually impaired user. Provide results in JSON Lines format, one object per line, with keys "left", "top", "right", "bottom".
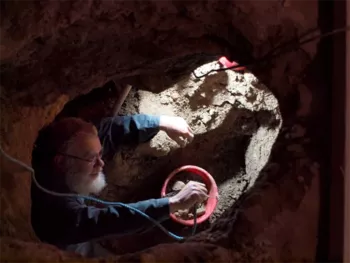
{"left": 55, "top": 61, "right": 281, "bottom": 255}
{"left": 0, "top": 1, "right": 326, "bottom": 261}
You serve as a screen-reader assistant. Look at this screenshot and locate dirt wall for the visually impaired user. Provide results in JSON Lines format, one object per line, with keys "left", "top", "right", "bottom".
{"left": 0, "top": 0, "right": 323, "bottom": 262}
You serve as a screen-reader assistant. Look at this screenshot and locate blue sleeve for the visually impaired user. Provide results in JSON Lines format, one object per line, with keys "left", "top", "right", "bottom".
{"left": 56, "top": 197, "right": 170, "bottom": 245}
{"left": 97, "top": 114, "right": 160, "bottom": 155}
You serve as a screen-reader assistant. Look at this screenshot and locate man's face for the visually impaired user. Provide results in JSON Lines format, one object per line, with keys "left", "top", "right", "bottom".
{"left": 61, "top": 133, "right": 107, "bottom": 195}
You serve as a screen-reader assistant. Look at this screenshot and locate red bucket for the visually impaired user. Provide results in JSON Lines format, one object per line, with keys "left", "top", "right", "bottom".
{"left": 218, "top": 56, "right": 246, "bottom": 71}
{"left": 161, "top": 165, "right": 219, "bottom": 226}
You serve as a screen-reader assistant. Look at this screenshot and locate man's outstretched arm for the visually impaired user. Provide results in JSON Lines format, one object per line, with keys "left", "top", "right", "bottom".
{"left": 58, "top": 197, "right": 172, "bottom": 245}
{"left": 97, "top": 114, "right": 194, "bottom": 155}
{"left": 98, "top": 114, "right": 160, "bottom": 148}
{"left": 56, "top": 180, "right": 207, "bottom": 245}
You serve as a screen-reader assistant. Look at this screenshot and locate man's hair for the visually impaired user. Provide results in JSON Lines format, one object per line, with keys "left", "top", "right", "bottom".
{"left": 32, "top": 117, "right": 97, "bottom": 172}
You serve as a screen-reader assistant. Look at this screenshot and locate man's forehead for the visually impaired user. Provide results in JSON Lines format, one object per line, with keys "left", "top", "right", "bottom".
{"left": 69, "top": 133, "right": 102, "bottom": 154}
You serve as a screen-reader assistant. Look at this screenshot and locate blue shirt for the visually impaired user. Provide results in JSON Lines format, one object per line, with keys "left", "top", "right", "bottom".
{"left": 30, "top": 114, "right": 170, "bottom": 257}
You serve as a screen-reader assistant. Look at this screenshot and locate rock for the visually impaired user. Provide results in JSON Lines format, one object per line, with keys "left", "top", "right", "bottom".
{"left": 201, "top": 114, "right": 212, "bottom": 124}
{"left": 297, "top": 176, "right": 305, "bottom": 183}
{"left": 0, "top": 236, "right": 232, "bottom": 262}
{"left": 196, "top": 206, "right": 206, "bottom": 217}
{"left": 160, "top": 96, "right": 172, "bottom": 105}
{"left": 287, "top": 144, "right": 304, "bottom": 153}
{"left": 282, "top": 0, "right": 291, "bottom": 7}
{"left": 174, "top": 209, "right": 189, "bottom": 218}
{"left": 290, "top": 124, "right": 306, "bottom": 138}
{"left": 297, "top": 85, "right": 313, "bottom": 117}
{"left": 172, "top": 181, "right": 186, "bottom": 191}
{"left": 170, "top": 92, "right": 180, "bottom": 100}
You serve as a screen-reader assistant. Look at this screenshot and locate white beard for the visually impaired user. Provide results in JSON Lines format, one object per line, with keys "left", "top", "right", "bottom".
{"left": 66, "top": 171, "right": 107, "bottom": 196}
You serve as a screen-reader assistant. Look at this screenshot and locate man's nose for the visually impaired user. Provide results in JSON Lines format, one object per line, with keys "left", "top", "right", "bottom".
{"left": 95, "top": 157, "right": 104, "bottom": 168}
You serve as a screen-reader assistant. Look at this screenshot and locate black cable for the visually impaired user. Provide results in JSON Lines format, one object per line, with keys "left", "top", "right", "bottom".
{"left": 192, "top": 204, "right": 198, "bottom": 235}
{"left": 193, "top": 25, "right": 350, "bottom": 79}
{"left": 261, "top": 27, "right": 320, "bottom": 59}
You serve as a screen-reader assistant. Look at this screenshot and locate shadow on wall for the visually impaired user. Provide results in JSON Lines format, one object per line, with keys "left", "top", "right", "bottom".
{"left": 54, "top": 80, "right": 119, "bottom": 125}
{"left": 124, "top": 53, "right": 219, "bottom": 94}
{"left": 189, "top": 73, "right": 229, "bottom": 110}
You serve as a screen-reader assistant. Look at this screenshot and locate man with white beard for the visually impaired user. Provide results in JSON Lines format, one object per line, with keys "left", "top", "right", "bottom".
{"left": 30, "top": 114, "right": 208, "bottom": 257}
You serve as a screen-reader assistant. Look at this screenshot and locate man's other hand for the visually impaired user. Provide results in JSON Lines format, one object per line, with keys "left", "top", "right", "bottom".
{"left": 159, "top": 116, "right": 194, "bottom": 146}
{"left": 168, "top": 181, "right": 208, "bottom": 213}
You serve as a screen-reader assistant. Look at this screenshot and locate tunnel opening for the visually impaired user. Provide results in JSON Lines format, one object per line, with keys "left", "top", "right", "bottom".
{"left": 53, "top": 59, "right": 281, "bottom": 255}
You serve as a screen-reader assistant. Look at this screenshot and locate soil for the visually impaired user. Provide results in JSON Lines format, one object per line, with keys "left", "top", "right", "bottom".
{"left": 95, "top": 60, "right": 281, "bottom": 254}
{"left": 164, "top": 171, "right": 208, "bottom": 220}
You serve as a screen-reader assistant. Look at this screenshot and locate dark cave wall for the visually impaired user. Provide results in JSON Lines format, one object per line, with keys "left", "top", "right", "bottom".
{"left": 0, "top": 0, "right": 317, "bottom": 106}
{"left": 0, "top": 0, "right": 324, "bottom": 262}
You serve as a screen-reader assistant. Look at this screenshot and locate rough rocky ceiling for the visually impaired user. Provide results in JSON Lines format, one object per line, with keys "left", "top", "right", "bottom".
{"left": 0, "top": 0, "right": 327, "bottom": 262}
{"left": 0, "top": 0, "right": 316, "bottom": 106}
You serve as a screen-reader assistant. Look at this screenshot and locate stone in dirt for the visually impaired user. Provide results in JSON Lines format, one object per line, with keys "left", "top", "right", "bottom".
{"left": 172, "top": 181, "right": 186, "bottom": 191}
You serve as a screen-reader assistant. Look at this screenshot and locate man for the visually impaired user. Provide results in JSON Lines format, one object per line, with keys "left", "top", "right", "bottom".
{"left": 30, "top": 114, "right": 208, "bottom": 257}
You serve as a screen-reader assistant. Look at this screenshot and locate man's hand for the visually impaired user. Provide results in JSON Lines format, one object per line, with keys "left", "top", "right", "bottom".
{"left": 168, "top": 181, "right": 208, "bottom": 213}
{"left": 159, "top": 116, "right": 194, "bottom": 146}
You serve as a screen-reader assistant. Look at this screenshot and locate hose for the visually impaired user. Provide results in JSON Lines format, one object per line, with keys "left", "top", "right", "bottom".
{"left": 0, "top": 144, "right": 197, "bottom": 241}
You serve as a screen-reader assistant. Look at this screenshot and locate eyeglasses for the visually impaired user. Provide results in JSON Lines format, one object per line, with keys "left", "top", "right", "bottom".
{"left": 57, "top": 151, "right": 103, "bottom": 165}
